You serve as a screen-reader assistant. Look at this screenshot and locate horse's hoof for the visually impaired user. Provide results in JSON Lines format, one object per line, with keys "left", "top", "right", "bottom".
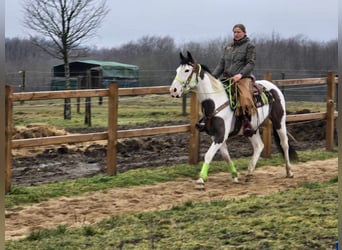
{"left": 196, "top": 178, "right": 205, "bottom": 184}
{"left": 195, "top": 178, "right": 205, "bottom": 190}
{"left": 233, "top": 177, "right": 239, "bottom": 183}
{"left": 286, "top": 173, "right": 294, "bottom": 178}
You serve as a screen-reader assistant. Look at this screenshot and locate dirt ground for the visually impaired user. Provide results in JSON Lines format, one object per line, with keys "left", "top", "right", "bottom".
{"left": 11, "top": 120, "right": 331, "bottom": 186}
{"left": 6, "top": 119, "right": 338, "bottom": 240}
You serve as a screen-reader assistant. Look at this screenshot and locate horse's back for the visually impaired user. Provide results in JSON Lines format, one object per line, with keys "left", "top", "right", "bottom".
{"left": 255, "top": 79, "right": 279, "bottom": 90}
{"left": 255, "top": 80, "right": 285, "bottom": 102}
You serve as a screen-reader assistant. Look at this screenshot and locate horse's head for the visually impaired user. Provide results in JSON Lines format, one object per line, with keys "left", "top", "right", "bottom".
{"left": 169, "top": 51, "right": 201, "bottom": 98}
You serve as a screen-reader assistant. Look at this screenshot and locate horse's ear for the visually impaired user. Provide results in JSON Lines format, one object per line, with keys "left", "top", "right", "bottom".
{"left": 187, "top": 51, "right": 194, "bottom": 63}
{"left": 180, "top": 52, "right": 185, "bottom": 61}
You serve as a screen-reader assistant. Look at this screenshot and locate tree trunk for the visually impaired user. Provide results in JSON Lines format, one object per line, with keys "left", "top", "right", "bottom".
{"left": 63, "top": 58, "right": 71, "bottom": 120}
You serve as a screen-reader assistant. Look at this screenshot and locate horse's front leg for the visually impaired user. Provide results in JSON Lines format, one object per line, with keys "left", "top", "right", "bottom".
{"left": 197, "top": 142, "right": 222, "bottom": 184}
{"left": 219, "top": 143, "right": 239, "bottom": 183}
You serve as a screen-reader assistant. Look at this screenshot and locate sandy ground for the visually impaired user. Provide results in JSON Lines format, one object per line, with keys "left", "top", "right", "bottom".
{"left": 5, "top": 158, "right": 338, "bottom": 241}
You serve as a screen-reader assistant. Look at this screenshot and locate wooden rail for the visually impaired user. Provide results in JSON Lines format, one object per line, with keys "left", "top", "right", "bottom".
{"left": 5, "top": 72, "right": 338, "bottom": 192}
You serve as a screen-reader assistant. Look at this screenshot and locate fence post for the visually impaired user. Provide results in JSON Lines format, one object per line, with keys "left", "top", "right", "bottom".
{"left": 76, "top": 76, "right": 82, "bottom": 114}
{"left": 106, "top": 83, "right": 119, "bottom": 175}
{"left": 261, "top": 72, "right": 273, "bottom": 158}
{"left": 84, "top": 70, "right": 92, "bottom": 126}
{"left": 5, "top": 85, "right": 13, "bottom": 193}
{"left": 182, "top": 96, "right": 187, "bottom": 116}
{"left": 325, "top": 71, "right": 335, "bottom": 151}
{"left": 188, "top": 92, "right": 200, "bottom": 164}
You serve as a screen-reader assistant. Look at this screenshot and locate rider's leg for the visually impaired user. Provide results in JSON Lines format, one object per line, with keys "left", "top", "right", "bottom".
{"left": 236, "top": 78, "right": 256, "bottom": 137}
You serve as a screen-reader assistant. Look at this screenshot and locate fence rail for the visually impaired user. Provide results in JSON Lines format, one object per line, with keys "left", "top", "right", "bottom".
{"left": 5, "top": 72, "right": 338, "bottom": 193}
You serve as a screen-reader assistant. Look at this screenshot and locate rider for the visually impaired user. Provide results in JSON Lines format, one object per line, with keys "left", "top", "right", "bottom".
{"left": 197, "top": 23, "right": 257, "bottom": 137}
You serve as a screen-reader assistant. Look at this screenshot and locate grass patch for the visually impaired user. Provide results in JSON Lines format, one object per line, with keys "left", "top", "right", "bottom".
{"left": 12, "top": 95, "right": 188, "bottom": 128}
{"left": 12, "top": 97, "right": 326, "bottom": 129}
{"left": 6, "top": 180, "right": 337, "bottom": 249}
{"left": 286, "top": 101, "right": 326, "bottom": 113}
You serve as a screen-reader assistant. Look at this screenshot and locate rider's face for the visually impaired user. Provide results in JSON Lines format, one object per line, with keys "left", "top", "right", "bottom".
{"left": 233, "top": 27, "right": 246, "bottom": 41}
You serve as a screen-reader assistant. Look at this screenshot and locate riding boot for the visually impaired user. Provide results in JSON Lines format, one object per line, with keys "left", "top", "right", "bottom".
{"left": 195, "top": 117, "right": 206, "bottom": 132}
{"left": 242, "top": 115, "right": 255, "bottom": 137}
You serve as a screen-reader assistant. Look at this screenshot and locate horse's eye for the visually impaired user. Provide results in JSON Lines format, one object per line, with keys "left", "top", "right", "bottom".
{"left": 185, "top": 69, "right": 190, "bottom": 73}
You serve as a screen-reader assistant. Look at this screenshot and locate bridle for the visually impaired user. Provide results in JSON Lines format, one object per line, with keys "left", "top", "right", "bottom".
{"left": 174, "top": 63, "right": 202, "bottom": 93}
{"left": 174, "top": 62, "right": 231, "bottom": 119}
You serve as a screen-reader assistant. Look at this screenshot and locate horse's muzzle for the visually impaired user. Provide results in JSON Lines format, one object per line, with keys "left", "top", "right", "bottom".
{"left": 170, "top": 87, "right": 181, "bottom": 98}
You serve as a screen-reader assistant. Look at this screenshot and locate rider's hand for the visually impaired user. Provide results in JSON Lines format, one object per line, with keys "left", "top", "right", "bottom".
{"left": 232, "top": 73, "right": 243, "bottom": 82}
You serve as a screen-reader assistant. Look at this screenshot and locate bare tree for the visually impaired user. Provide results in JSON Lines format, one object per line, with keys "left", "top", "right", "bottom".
{"left": 23, "top": 0, "right": 109, "bottom": 119}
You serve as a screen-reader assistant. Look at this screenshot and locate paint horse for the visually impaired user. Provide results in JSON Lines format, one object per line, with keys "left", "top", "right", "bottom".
{"left": 169, "top": 51, "right": 297, "bottom": 184}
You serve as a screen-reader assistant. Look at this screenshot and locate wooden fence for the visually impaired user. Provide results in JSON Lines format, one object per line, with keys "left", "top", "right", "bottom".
{"left": 4, "top": 72, "right": 338, "bottom": 192}
{"left": 261, "top": 71, "right": 338, "bottom": 156}
{"left": 5, "top": 85, "right": 200, "bottom": 193}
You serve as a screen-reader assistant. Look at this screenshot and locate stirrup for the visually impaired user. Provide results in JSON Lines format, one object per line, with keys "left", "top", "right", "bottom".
{"left": 243, "top": 127, "right": 255, "bottom": 137}
{"left": 195, "top": 121, "right": 206, "bottom": 132}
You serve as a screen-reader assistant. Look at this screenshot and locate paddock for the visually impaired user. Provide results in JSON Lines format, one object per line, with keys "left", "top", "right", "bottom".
{"left": 4, "top": 72, "right": 338, "bottom": 192}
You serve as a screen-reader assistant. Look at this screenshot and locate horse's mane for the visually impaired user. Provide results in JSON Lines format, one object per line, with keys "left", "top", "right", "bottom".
{"left": 179, "top": 56, "right": 224, "bottom": 92}
{"left": 200, "top": 64, "right": 212, "bottom": 74}
{"left": 200, "top": 64, "right": 224, "bottom": 92}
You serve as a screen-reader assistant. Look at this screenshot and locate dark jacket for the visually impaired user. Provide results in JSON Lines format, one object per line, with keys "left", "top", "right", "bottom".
{"left": 212, "top": 36, "right": 256, "bottom": 78}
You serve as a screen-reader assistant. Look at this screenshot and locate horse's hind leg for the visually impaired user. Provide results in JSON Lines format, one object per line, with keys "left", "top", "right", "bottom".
{"left": 268, "top": 89, "right": 295, "bottom": 178}
{"left": 275, "top": 125, "right": 294, "bottom": 178}
{"left": 247, "top": 131, "right": 264, "bottom": 176}
{"left": 219, "top": 143, "right": 239, "bottom": 183}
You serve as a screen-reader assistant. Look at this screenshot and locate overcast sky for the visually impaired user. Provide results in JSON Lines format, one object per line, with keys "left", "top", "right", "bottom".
{"left": 5, "top": 0, "right": 338, "bottom": 49}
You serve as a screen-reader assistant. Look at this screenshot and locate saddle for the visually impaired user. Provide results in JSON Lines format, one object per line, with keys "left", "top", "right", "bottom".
{"left": 225, "top": 78, "right": 275, "bottom": 136}
{"left": 224, "top": 77, "right": 274, "bottom": 110}
{"left": 253, "top": 83, "right": 274, "bottom": 108}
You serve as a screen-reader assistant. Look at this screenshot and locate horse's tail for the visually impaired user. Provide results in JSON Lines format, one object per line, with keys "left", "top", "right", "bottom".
{"left": 273, "top": 127, "right": 298, "bottom": 161}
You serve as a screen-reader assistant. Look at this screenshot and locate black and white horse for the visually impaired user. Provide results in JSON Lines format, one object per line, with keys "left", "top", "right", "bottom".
{"left": 170, "top": 51, "right": 297, "bottom": 184}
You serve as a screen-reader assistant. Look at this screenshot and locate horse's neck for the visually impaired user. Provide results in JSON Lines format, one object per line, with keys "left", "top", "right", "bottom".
{"left": 197, "top": 76, "right": 227, "bottom": 103}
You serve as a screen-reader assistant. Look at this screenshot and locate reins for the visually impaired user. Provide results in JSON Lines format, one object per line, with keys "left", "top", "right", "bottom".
{"left": 222, "top": 78, "right": 238, "bottom": 110}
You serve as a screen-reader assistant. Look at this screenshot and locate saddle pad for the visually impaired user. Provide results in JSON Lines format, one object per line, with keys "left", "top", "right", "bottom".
{"left": 253, "top": 84, "right": 274, "bottom": 108}
{"left": 225, "top": 82, "right": 274, "bottom": 110}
